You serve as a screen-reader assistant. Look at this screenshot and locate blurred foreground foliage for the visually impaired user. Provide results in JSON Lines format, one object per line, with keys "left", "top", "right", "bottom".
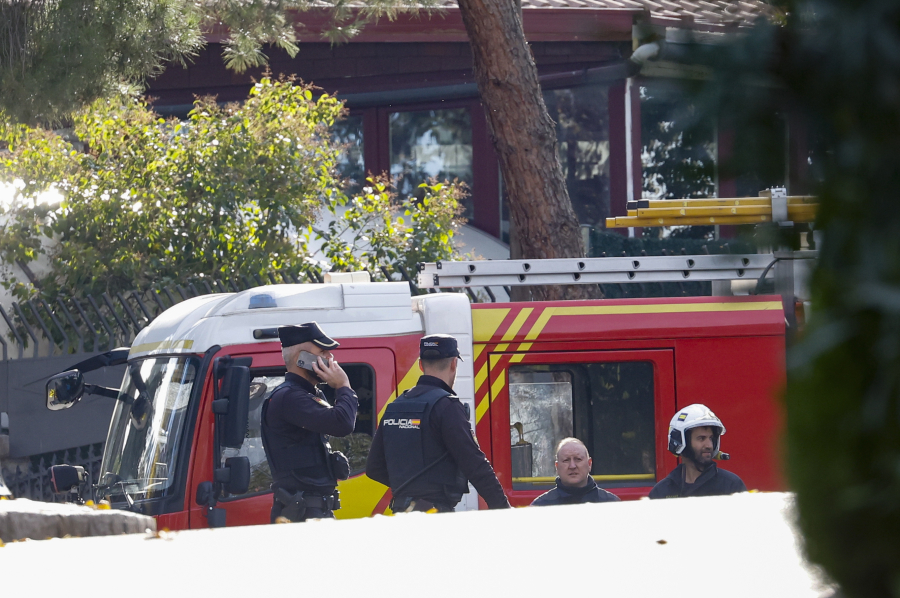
{"left": 0, "top": 77, "right": 464, "bottom": 300}
{"left": 684, "top": 1, "right": 900, "bottom": 595}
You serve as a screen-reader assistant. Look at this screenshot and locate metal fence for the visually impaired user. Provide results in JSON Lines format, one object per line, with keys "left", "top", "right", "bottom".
{"left": 0, "top": 240, "right": 760, "bottom": 361}
{"left": 2, "top": 443, "right": 103, "bottom": 502}
{"left": 0, "top": 265, "right": 430, "bottom": 361}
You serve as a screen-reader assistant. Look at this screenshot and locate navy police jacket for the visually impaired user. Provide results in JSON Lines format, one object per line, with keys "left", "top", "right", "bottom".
{"left": 261, "top": 372, "right": 358, "bottom": 494}
{"left": 367, "top": 375, "right": 510, "bottom": 509}
{"left": 648, "top": 463, "right": 747, "bottom": 499}
{"left": 531, "top": 476, "right": 620, "bottom": 506}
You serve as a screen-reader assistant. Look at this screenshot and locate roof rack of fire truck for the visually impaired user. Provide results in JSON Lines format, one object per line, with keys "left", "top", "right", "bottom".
{"left": 417, "top": 252, "right": 817, "bottom": 289}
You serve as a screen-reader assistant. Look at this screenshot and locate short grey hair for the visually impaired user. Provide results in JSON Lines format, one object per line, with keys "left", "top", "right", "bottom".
{"left": 282, "top": 344, "right": 301, "bottom": 366}
{"left": 555, "top": 437, "right": 589, "bottom": 460}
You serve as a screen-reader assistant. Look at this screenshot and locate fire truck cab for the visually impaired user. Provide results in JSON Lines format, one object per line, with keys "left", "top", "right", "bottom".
{"left": 46, "top": 268, "right": 786, "bottom": 530}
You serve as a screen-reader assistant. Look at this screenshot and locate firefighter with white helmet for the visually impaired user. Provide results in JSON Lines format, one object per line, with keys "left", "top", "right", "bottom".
{"left": 649, "top": 404, "right": 747, "bottom": 499}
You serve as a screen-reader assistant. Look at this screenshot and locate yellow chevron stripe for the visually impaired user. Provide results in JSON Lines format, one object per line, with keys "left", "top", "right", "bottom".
{"left": 523, "top": 301, "right": 782, "bottom": 342}
{"left": 525, "top": 308, "right": 554, "bottom": 341}
{"left": 130, "top": 339, "right": 193, "bottom": 354}
{"left": 550, "top": 301, "right": 781, "bottom": 316}
{"left": 478, "top": 368, "right": 507, "bottom": 424}
{"left": 475, "top": 394, "right": 491, "bottom": 424}
{"left": 377, "top": 361, "right": 421, "bottom": 422}
{"left": 472, "top": 308, "right": 511, "bottom": 343}
{"left": 475, "top": 362, "right": 489, "bottom": 393}
{"left": 489, "top": 369, "right": 507, "bottom": 408}
{"left": 335, "top": 475, "right": 390, "bottom": 519}
{"left": 477, "top": 355, "right": 508, "bottom": 424}
{"left": 474, "top": 344, "right": 486, "bottom": 361}
{"left": 502, "top": 308, "right": 534, "bottom": 341}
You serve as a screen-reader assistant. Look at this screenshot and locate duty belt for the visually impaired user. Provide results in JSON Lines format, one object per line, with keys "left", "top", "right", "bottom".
{"left": 275, "top": 488, "right": 340, "bottom": 518}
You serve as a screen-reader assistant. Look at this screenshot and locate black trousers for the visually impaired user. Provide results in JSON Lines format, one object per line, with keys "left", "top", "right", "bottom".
{"left": 393, "top": 497, "right": 455, "bottom": 513}
{"left": 270, "top": 496, "right": 335, "bottom": 523}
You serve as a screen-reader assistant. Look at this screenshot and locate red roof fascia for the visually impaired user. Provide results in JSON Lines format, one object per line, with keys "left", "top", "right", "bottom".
{"left": 205, "top": 8, "right": 637, "bottom": 44}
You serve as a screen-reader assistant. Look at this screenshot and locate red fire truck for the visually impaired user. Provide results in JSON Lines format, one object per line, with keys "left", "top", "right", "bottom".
{"left": 45, "top": 253, "right": 802, "bottom": 530}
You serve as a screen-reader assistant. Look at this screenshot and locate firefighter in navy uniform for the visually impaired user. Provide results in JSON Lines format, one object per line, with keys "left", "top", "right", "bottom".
{"left": 260, "top": 323, "right": 358, "bottom": 522}
{"left": 366, "top": 334, "right": 511, "bottom": 512}
{"left": 649, "top": 404, "right": 747, "bottom": 499}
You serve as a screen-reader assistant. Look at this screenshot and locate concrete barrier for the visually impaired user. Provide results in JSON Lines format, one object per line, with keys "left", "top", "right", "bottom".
{"left": 0, "top": 499, "right": 154, "bottom": 542}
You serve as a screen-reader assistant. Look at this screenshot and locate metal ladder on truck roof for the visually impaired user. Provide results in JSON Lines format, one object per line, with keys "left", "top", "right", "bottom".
{"left": 417, "top": 254, "right": 780, "bottom": 289}
{"left": 416, "top": 251, "right": 818, "bottom": 330}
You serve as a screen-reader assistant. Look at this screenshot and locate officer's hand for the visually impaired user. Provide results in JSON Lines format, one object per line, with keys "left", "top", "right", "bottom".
{"left": 312, "top": 356, "right": 351, "bottom": 389}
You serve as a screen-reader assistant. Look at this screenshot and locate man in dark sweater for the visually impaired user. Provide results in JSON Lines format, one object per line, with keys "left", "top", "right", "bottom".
{"left": 366, "top": 334, "right": 510, "bottom": 512}
{"left": 531, "top": 438, "right": 619, "bottom": 506}
{"left": 649, "top": 404, "right": 747, "bottom": 499}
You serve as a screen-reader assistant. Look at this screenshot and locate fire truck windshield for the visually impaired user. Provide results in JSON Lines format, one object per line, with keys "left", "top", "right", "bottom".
{"left": 97, "top": 356, "right": 199, "bottom": 503}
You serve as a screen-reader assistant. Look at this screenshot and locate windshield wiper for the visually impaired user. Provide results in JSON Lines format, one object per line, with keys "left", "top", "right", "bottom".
{"left": 96, "top": 475, "right": 143, "bottom": 513}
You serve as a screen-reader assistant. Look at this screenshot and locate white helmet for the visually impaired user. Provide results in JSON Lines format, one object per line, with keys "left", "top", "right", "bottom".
{"left": 667, "top": 404, "right": 726, "bottom": 457}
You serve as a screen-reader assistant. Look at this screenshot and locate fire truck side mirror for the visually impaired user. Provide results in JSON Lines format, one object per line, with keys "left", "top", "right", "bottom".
{"left": 216, "top": 365, "right": 250, "bottom": 449}
{"left": 215, "top": 456, "right": 251, "bottom": 495}
{"left": 46, "top": 370, "right": 85, "bottom": 411}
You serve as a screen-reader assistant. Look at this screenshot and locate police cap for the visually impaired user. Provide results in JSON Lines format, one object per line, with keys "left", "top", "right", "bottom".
{"left": 278, "top": 322, "right": 340, "bottom": 350}
{"left": 420, "top": 334, "right": 462, "bottom": 360}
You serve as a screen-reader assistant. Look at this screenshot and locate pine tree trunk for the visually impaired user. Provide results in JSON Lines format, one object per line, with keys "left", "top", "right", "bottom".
{"left": 457, "top": 0, "right": 602, "bottom": 302}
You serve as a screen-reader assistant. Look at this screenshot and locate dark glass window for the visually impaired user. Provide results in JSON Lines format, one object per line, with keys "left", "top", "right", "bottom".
{"left": 322, "top": 365, "right": 375, "bottom": 475}
{"left": 543, "top": 84, "right": 611, "bottom": 227}
{"left": 331, "top": 114, "right": 365, "bottom": 194}
{"left": 501, "top": 84, "right": 611, "bottom": 243}
{"left": 733, "top": 115, "right": 787, "bottom": 198}
{"left": 389, "top": 107, "right": 473, "bottom": 217}
{"left": 640, "top": 80, "right": 717, "bottom": 200}
{"left": 508, "top": 361, "right": 656, "bottom": 491}
{"left": 222, "top": 363, "right": 376, "bottom": 498}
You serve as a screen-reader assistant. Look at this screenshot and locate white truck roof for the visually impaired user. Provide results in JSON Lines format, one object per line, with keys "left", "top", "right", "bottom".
{"left": 128, "top": 281, "right": 428, "bottom": 359}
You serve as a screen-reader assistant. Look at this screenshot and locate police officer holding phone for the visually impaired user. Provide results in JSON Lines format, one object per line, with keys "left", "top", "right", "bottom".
{"left": 366, "top": 334, "right": 510, "bottom": 512}
{"left": 260, "top": 322, "right": 358, "bottom": 522}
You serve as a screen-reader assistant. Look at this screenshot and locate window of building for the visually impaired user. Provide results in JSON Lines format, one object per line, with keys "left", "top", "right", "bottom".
{"left": 640, "top": 80, "right": 717, "bottom": 201}
{"left": 389, "top": 107, "right": 474, "bottom": 217}
{"left": 500, "top": 83, "right": 611, "bottom": 243}
{"left": 221, "top": 363, "right": 376, "bottom": 498}
{"left": 544, "top": 84, "right": 611, "bottom": 228}
{"left": 732, "top": 114, "right": 787, "bottom": 198}
{"left": 331, "top": 114, "right": 365, "bottom": 194}
{"left": 508, "top": 361, "right": 656, "bottom": 491}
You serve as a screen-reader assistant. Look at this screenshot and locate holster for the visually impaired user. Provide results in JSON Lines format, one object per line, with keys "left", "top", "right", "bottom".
{"left": 275, "top": 488, "right": 340, "bottom": 521}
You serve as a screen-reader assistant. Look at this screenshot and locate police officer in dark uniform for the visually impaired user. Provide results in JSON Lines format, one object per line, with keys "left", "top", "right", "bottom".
{"left": 366, "top": 334, "right": 510, "bottom": 512}
{"left": 260, "top": 322, "right": 358, "bottom": 522}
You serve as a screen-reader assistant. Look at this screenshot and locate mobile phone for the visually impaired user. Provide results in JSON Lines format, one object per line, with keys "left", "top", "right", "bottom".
{"left": 297, "top": 350, "right": 330, "bottom": 372}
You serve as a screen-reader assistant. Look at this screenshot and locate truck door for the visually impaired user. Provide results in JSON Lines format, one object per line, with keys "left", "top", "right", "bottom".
{"left": 486, "top": 349, "right": 676, "bottom": 506}
{"left": 188, "top": 347, "right": 395, "bottom": 528}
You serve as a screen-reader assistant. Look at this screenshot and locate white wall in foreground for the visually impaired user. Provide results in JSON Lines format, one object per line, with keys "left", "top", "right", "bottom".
{"left": 1, "top": 492, "right": 835, "bottom": 598}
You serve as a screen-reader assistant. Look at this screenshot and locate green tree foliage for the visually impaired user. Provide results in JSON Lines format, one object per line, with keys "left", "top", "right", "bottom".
{"left": 320, "top": 176, "right": 465, "bottom": 278}
{"left": 0, "top": 78, "right": 464, "bottom": 300}
{"left": 0, "top": 0, "right": 440, "bottom": 125}
{"left": 684, "top": 2, "right": 900, "bottom": 596}
{"left": 0, "top": 0, "right": 202, "bottom": 125}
